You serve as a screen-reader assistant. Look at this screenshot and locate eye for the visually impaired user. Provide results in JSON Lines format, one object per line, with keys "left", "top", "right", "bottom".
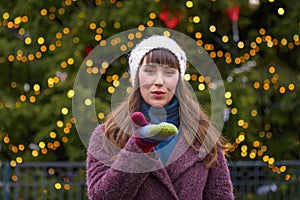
{"left": 165, "top": 71, "right": 175, "bottom": 75}
{"left": 144, "top": 68, "right": 154, "bottom": 74}
{"left": 164, "top": 69, "right": 177, "bottom": 76}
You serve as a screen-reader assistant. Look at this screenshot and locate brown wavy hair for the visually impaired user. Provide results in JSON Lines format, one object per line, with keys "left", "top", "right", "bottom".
{"left": 104, "top": 48, "right": 226, "bottom": 168}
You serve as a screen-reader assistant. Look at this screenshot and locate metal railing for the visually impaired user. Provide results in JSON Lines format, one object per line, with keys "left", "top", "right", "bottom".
{"left": 0, "top": 162, "right": 87, "bottom": 200}
{"left": 230, "top": 160, "right": 300, "bottom": 200}
{"left": 1, "top": 160, "right": 300, "bottom": 200}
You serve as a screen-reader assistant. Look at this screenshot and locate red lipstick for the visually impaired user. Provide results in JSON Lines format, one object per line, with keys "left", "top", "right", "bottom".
{"left": 151, "top": 90, "right": 166, "bottom": 98}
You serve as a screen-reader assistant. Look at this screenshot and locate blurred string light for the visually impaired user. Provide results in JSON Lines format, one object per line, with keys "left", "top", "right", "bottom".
{"left": 0, "top": 1, "right": 298, "bottom": 180}
{"left": 226, "top": 64, "right": 296, "bottom": 169}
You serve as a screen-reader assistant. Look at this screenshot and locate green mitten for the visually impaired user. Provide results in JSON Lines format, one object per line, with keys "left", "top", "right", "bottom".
{"left": 143, "top": 122, "right": 178, "bottom": 141}
{"left": 131, "top": 112, "right": 178, "bottom": 152}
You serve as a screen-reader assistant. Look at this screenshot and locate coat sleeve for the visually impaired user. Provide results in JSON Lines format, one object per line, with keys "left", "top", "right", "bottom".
{"left": 86, "top": 125, "right": 160, "bottom": 200}
{"left": 203, "top": 150, "right": 235, "bottom": 200}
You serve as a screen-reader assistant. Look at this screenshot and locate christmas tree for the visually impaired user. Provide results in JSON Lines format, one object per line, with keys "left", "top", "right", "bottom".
{"left": 0, "top": 0, "right": 299, "bottom": 176}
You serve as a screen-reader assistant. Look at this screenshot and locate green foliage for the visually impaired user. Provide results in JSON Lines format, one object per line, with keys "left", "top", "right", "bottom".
{"left": 0, "top": 0, "right": 299, "bottom": 162}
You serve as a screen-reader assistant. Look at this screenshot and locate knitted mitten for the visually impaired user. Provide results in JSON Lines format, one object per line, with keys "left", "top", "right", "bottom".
{"left": 131, "top": 112, "right": 178, "bottom": 153}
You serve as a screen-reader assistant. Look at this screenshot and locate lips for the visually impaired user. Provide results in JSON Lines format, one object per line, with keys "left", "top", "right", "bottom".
{"left": 151, "top": 90, "right": 166, "bottom": 94}
{"left": 151, "top": 90, "right": 166, "bottom": 98}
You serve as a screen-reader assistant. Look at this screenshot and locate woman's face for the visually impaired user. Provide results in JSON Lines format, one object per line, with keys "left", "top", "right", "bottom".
{"left": 138, "top": 58, "right": 179, "bottom": 107}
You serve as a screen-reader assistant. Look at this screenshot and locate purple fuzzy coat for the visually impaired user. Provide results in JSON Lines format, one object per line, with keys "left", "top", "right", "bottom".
{"left": 86, "top": 124, "right": 234, "bottom": 200}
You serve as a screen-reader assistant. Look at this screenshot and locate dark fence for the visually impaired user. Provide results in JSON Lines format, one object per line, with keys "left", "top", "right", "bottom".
{"left": 230, "top": 160, "right": 300, "bottom": 200}
{"left": 0, "top": 162, "right": 86, "bottom": 200}
{"left": 1, "top": 160, "right": 300, "bottom": 200}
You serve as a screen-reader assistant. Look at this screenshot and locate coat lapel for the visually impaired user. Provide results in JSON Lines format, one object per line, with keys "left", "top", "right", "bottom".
{"left": 151, "top": 135, "right": 200, "bottom": 198}
{"left": 151, "top": 167, "right": 179, "bottom": 199}
{"left": 165, "top": 134, "right": 200, "bottom": 181}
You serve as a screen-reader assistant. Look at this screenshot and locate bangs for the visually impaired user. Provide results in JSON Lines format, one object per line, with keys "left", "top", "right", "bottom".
{"left": 142, "top": 48, "right": 179, "bottom": 69}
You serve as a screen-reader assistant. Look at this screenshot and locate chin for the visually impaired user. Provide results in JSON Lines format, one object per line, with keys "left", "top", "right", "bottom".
{"left": 149, "top": 101, "right": 166, "bottom": 108}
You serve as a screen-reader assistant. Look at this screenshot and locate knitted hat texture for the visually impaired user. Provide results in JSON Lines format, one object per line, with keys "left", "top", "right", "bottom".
{"left": 129, "top": 35, "right": 187, "bottom": 86}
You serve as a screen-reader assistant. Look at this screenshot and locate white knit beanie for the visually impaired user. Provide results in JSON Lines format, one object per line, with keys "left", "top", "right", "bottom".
{"left": 129, "top": 35, "right": 187, "bottom": 86}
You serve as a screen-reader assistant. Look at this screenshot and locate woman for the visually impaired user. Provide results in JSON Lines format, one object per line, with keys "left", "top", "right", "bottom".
{"left": 86, "top": 35, "right": 234, "bottom": 199}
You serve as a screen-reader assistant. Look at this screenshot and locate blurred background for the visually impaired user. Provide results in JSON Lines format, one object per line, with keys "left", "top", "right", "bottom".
{"left": 0, "top": 0, "right": 299, "bottom": 199}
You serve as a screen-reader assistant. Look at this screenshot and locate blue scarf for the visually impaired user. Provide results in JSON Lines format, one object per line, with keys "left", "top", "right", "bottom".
{"left": 140, "top": 97, "right": 180, "bottom": 165}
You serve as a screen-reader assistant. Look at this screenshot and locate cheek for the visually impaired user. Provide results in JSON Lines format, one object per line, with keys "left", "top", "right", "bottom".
{"left": 138, "top": 71, "right": 145, "bottom": 85}
{"left": 138, "top": 73, "right": 153, "bottom": 87}
{"left": 139, "top": 85, "right": 151, "bottom": 104}
{"left": 138, "top": 74, "right": 150, "bottom": 97}
{"left": 166, "top": 77, "right": 179, "bottom": 91}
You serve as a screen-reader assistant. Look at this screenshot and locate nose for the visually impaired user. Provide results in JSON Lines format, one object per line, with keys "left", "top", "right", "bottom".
{"left": 154, "top": 73, "right": 164, "bottom": 86}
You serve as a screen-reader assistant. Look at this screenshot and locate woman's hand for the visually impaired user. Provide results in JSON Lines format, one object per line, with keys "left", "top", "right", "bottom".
{"left": 131, "top": 112, "right": 178, "bottom": 152}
